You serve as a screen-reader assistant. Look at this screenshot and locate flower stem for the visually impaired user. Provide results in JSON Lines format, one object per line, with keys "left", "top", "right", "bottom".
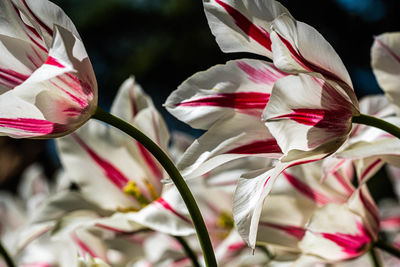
{"left": 369, "top": 248, "right": 382, "bottom": 267}
{"left": 174, "top": 236, "right": 201, "bottom": 267}
{"left": 375, "top": 239, "right": 400, "bottom": 258}
{"left": 0, "top": 241, "right": 15, "bottom": 267}
{"left": 352, "top": 113, "right": 400, "bottom": 139}
{"left": 92, "top": 107, "right": 217, "bottom": 267}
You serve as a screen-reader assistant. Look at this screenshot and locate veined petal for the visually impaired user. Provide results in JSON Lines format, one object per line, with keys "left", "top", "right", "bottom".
{"left": 111, "top": 77, "right": 169, "bottom": 181}
{"left": 125, "top": 184, "right": 195, "bottom": 236}
{"left": 347, "top": 186, "right": 380, "bottom": 240}
{"left": 0, "top": 25, "right": 96, "bottom": 138}
{"left": 56, "top": 121, "right": 161, "bottom": 211}
{"left": 233, "top": 152, "right": 330, "bottom": 248}
{"left": 371, "top": 32, "right": 400, "bottom": 114}
{"left": 270, "top": 14, "right": 357, "bottom": 106}
{"left": 203, "top": 0, "right": 291, "bottom": 57}
{"left": 11, "top": 0, "right": 81, "bottom": 48}
{"left": 233, "top": 167, "right": 275, "bottom": 248}
{"left": 176, "top": 113, "right": 282, "bottom": 180}
{"left": 264, "top": 74, "right": 355, "bottom": 154}
{"left": 299, "top": 204, "right": 372, "bottom": 261}
{"left": 257, "top": 195, "right": 311, "bottom": 250}
{"left": 165, "top": 59, "right": 287, "bottom": 130}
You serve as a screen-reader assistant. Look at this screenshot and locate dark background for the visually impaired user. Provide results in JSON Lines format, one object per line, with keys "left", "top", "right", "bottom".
{"left": 1, "top": 0, "right": 399, "bottom": 198}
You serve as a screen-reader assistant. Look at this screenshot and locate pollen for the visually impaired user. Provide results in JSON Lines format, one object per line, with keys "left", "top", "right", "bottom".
{"left": 217, "top": 211, "right": 234, "bottom": 229}
{"left": 143, "top": 179, "right": 159, "bottom": 200}
{"left": 123, "top": 181, "right": 150, "bottom": 207}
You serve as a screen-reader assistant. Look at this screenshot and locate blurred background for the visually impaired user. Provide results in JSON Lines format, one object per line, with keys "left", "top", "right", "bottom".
{"left": 1, "top": 0, "right": 400, "bottom": 197}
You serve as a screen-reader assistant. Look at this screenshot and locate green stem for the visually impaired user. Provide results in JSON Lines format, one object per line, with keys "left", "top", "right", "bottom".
{"left": 369, "top": 247, "right": 382, "bottom": 267}
{"left": 375, "top": 239, "right": 400, "bottom": 259}
{"left": 352, "top": 113, "right": 400, "bottom": 139}
{"left": 174, "top": 236, "right": 201, "bottom": 267}
{"left": 92, "top": 107, "right": 217, "bottom": 267}
{"left": 0, "top": 241, "right": 15, "bottom": 267}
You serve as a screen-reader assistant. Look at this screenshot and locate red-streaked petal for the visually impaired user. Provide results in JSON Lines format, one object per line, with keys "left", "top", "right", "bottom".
{"left": 371, "top": 32, "right": 400, "bottom": 113}
{"left": 166, "top": 59, "right": 287, "bottom": 130}
{"left": 264, "top": 74, "right": 355, "bottom": 154}
{"left": 176, "top": 113, "right": 282, "bottom": 180}
{"left": 203, "top": 0, "right": 290, "bottom": 57}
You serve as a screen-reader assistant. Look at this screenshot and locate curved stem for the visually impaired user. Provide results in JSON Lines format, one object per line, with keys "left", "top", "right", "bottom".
{"left": 369, "top": 247, "right": 382, "bottom": 267}
{"left": 0, "top": 241, "right": 15, "bottom": 267}
{"left": 174, "top": 236, "right": 201, "bottom": 267}
{"left": 352, "top": 113, "right": 400, "bottom": 139}
{"left": 375, "top": 239, "right": 400, "bottom": 259}
{"left": 92, "top": 107, "right": 217, "bottom": 267}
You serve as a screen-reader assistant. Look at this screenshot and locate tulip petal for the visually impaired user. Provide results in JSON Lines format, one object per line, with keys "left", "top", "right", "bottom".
{"left": 371, "top": 32, "right": 400, "bottom": 113}
{"left": 124, "top": 184, "right": 195, "bottom": 236}
{"left": 111, "top": 77, "right": 169, "bottom": 181}
{"left": 270, "top": 14, "right": 357, "bottom": 105}
{"left": 299, "top": 203, "right": 372, "bottom": 261}
{"left": 203, "top": 0, "right": 290, "bottom": 57}
{"left": 264, "top": 74, "right": 355, "bottom": 154}
{"left": 165, "top": 59, "right": 287, "bottom": 130}
{"left": 257, "top": 195, "right": 309, "bottom": 249}
{"left": 176, "top": 113, "right": 281, "bottom": 180}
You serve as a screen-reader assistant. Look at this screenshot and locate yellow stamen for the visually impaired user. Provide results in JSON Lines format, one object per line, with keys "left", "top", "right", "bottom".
{"left": 217, "top": 211, "right": 234, "bottom": 229}
{"left": 143, "top": 179, "right": 159, "bottom": 200}
{"left": 123, "top": 181, "right": 150, "bottom": 207}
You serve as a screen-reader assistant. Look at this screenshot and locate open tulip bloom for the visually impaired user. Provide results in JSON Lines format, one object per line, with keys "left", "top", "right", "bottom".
{"left": 166, "top": 0, "right": 400, "bottom": 251}
{"left": 4, "top": 0, "right": 400, "bottom": 266}
{"left": 0, "top": 0, "right": 97, "bottom": 138}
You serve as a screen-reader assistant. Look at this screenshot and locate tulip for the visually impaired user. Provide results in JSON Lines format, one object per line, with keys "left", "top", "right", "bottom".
{"left": 0, "top": 0, "right": 96, "bottom": 138}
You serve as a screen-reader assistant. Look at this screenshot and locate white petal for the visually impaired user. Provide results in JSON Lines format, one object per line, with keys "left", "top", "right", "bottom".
{"left": 299, "top": 203, "right": 372, "bottom": 261}
{"left": 165, "top": 59, "right": 287, "bottom": 129}
{"left": 177, "top": 113, "right": 281, "bottom": 179}
{"left": 270, "top": 14, "right": 357, "bottom": 105}
{"left": 264, "top": 74, "right": 355, "bottom": 154}
{"left": 204, "top": 0, "right": 291, "bottom": 57}
{"left": 125, "top": 184, "right": 195, "bottom": 236}
{"left": 371, "top": 32, "right": 400, "bottom": 113}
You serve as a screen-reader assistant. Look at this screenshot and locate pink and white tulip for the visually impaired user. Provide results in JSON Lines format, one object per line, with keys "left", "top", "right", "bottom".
{"left": 0, "top": 0, "right": 97, "bottom": 138}
{"left": 371, "top": 32, "right": 400, "bottom": 115}
{"left": 250, "top": 161, "right": 379, "bottom": 263}
{"left": 166, "top": 0, "right": 362, "bottom": 249}
{"left": 57, "top": 77, "right": 194, "bottom": 237}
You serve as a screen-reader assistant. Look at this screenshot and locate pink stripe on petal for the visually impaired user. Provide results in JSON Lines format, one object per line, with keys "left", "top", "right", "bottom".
{"left": 381, "top": 216, "right": 400, "bottom": 230}
{"left": 277, "top": 34, "right": 350, "bottom": 88}
{"left": 283, "top": 172, "right": 334, "bottom": 205}
{"left": 45, "top": 56, "right": 64, "bottom": 68}
{"left": 0, "top": 118, "right": 54, "bottom": 134}
{"left": 228, "top": 242, "right": 246, "bottom": 251}
{"left": 94, "top": 223, "right": 130, "bottom": 234}
{"left": 272, "top": 108, "right": 351, "bottom": 132}
{"left": 237, "top": 61, "right": 287, "bottom": 85}
{"left": 20, "top": 263, "right": 52, "bottom": 267}
{"left": 177, "top": 92, "right": 270, "bottom": 110}
{"left": 215, "top": 0, "right": 272, "bottom": 51}
{"left": 72, "top": 134, "right": 129, "bottom": 189}
{"left": 360, "top": 159, "right": 382, "bottom": 182}
{"left": 320, "top": 223, "right": 371, "bottom": 257}
{"left": 137, "top": 143, "right": 163, "bottom": 180}
{"left": 155, "top": 198, "right": 192, "bottom": 225}
{"left": 70, "top": 230, "right": 100, "bottom": 259}
{"left": 359, "top": 190, "right": 380, "bottom": 226}
{"left": 0, "top": 67, "right": 29, "bottom": 88}
{"left": 227, "top": 139, "right": 282, "bottom": 154}
{"left": 27, "top": 34, "right": 47, "bottom": 53}
{"left": 333, "top": 171, "right": 354, "bottom": 196}
{"left": 375, "top": 38, "right": 400, "bottom": 65}
{"left": 22, "top": 0, "right": 53, "bottom": 36}
{"left": 259, "top": 221, "right": 305, "bottom": 240}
